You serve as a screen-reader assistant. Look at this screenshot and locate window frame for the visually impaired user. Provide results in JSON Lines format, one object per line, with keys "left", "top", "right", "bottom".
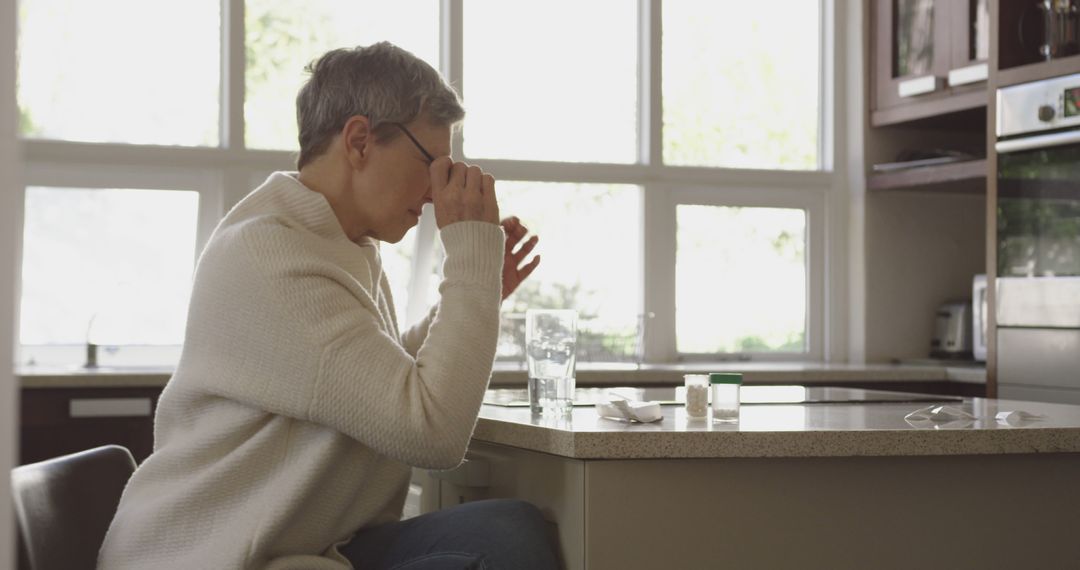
{"left": 16, "top": 0, "right": 846, "bottom": 367}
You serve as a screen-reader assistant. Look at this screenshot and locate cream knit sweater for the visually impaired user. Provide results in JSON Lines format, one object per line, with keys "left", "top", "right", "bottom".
{"left": 97, "top": 172, "right": 505, "bottom": 569}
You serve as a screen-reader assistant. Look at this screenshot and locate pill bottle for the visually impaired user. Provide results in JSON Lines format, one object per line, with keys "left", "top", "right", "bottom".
{"left": 684, "top": 374, "right": 709, "bottom": 418}
{"left": 710, "top": 373, "right": 742, "bottom": 423}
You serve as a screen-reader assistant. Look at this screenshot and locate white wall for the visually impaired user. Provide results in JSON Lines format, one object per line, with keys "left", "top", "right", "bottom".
{"left": 850, "top": 0, "right": 988, "bottom": 364}
{"left": 1, "top": 0, "right": 19, "bottom": 566}
{"left": 864, "top": 191, "right": 987, "bottom": 361}
{"left": 843, "top": 0, "right": 867, "bottom": 363}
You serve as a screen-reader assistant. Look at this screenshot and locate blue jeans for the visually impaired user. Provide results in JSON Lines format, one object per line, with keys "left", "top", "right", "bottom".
{"left": 339, "top": 499, "right": 560, "bottom": 569}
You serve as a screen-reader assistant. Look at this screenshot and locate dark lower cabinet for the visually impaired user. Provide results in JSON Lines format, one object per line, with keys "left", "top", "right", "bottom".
{"left": 19, "top": 387, "right": 163, "bottom": 465}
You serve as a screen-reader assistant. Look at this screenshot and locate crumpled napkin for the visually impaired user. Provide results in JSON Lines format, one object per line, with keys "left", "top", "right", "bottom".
{"left": 596, "top": 396, "right": 662, "bottom": 423}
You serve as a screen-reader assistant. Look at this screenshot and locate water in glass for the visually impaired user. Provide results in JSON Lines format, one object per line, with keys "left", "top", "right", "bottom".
{"left": 525, "top": 309, "right": 577, "bottom": 416}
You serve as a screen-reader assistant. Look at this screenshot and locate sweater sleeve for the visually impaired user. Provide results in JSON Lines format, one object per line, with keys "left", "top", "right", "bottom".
{"left": 222, "top": 220, "right": 503, "bottom": 469}
{"left": 399, "top": 304, "right": 438, "bottom": 358}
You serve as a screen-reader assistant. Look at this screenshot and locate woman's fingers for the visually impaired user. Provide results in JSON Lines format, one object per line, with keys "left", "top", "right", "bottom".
{"left": 513, "top": 235, "right": 539, "bottom": 265}
{"left": 431, "top": 161, "right": 499, "bottom": 227}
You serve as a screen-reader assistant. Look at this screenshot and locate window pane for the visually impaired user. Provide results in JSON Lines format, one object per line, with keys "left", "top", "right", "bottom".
{"left": 676, "top": 205, "right": 806, "bottom": 353}
{"left": 494, "top": 182, "right": 642, "bottom": 362}
{"left": 245, "top": 0, "right": 439, "bottom": 151}
{"left": 19, "top": 188, "right": 200, "bottom": 356}
{"left": 463, "top": 0, "right": 637, "bottom": 163}
{"left": 663, "top": 1, "right": 820, "bottom": 170}
{"left": 17, "top": 0, "right": 220, "bottom": 146}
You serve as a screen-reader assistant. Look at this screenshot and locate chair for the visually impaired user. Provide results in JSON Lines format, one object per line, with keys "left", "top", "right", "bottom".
{"left": 11, "top": 445, "right": 136, "bottom": 570}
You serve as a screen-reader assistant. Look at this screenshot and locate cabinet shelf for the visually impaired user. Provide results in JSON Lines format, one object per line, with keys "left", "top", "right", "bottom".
{"left": 871, "top": 90, "right": 987, "bottom": 127}
{"left": 868, "top": 159, "right": 988, "bottom": 193}
{"left": 995, "top": 55, "right": 1080, "bottom": 88}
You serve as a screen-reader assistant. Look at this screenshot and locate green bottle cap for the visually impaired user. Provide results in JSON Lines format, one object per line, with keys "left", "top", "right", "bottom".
{"left": 709, "top": 373, "right": 743, "bottom": 385}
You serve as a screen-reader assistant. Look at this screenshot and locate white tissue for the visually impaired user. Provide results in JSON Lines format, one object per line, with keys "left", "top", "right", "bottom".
{"left": 995, "top": 410, "right": 1047, "bottom": 426}
{"left": 904, "top": 405, "right": 976, "bottom": 423}
{"left": 596, "top": 398, "right": 663, "bottom": 423}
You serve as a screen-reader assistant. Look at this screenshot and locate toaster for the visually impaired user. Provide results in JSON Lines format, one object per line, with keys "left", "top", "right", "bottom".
{"left": 931, "top": 300, "right": 973, "bottom": 357}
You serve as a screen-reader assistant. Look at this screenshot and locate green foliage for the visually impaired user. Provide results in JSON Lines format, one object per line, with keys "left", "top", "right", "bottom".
{"left": 18, "top": 104, "right": 38, "bottom": 136}
{"left": 499, "top": 280, "right": 641, "bottom": 363}
{"left": 735, "top": 331, "right": 804, "bottom": 353}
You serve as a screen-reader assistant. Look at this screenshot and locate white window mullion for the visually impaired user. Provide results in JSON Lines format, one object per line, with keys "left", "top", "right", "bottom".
{"left": 642, "top": 183, "right": 677, "bottom": 363}
{"left": 819, "top": 0, "right": 835, "bottom": 172}
{"left": 640, "top": 0, "right": 662, "bottom": 167}
{"left": 221, "top": 0, "right": 245, "bottom": 150}
{"left": 442, "top": 0, "right": 464, "bottom": 161}
{"left": 641, "top": 0, "right": 675, "bottom": 363}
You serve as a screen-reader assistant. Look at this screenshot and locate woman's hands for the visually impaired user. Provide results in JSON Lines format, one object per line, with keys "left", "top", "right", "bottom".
{"left": 500, "top": 217, "right": 540, "bottom": 301}
{"left": 429, "top": 157, "right": 499, "bottom": 228}
{"left": 429, "top": 155, "right": 540, "bottom": 297}
{"left": 429, "top": 158, "right": 539, "bottom": 301}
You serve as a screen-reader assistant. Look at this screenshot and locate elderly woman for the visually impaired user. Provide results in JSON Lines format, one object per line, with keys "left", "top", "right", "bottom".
{"left": 98, "top": 43, "right": 555, "bottom": 569}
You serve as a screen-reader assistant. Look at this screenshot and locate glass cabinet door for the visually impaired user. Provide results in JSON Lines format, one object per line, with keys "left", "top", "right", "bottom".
{"left": 946, "top": 0, "right": 990, "bottom": 89}
{"left": 874, "top": 0, "right": 992, "bottom": 119}
{"left": 875, "top": 0, "right": 950, "bottom": 112}
{"left": 968, "top": 0, "right": 991, "bottom": 63}
{"left": 894, "top": 0, "right": 936, "bottom": 79}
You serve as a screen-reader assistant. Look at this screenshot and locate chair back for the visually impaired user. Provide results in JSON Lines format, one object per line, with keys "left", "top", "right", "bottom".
{"left": 11, "top": 445, "right": 136, "bottom": 570}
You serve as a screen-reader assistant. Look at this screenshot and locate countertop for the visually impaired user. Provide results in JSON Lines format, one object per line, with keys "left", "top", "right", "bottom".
{"left": 17, "top": 361, "right": 986, "bottom": 389}
{"left": 472, "top": 395, "right": 1080, "bottom": 459}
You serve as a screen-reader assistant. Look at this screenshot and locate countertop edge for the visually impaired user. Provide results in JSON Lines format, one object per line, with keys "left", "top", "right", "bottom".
{"left": 471, "top": 421, "right": 1080, "bottom": 460}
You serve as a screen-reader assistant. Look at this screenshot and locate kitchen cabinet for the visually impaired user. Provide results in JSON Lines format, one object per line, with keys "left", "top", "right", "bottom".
{"left": 996, "top": 0, "right": 1080, "bottom": 86}
{"left": 19, "top": 387, "right": 162, "bottom": 465}
{"left": 872, "top": 0, "right": 991, "bottom": 125}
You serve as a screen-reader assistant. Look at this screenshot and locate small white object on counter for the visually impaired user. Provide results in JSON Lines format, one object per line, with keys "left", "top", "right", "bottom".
{"left": 710, "top": 373, "right": 742, "bottom": 423}
{"left": 596, "top": 397, "right": 663, "bottom": 423}
{"left": 684, "top": 374, "right": 709, "bottom": 418}
{"left": 996, "top": 410, "right": 1047, "bottom": 426}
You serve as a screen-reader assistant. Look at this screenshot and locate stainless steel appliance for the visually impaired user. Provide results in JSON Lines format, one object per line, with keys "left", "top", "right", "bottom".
{"left": 972, "top": 274, "right": 988, "bottom": 362}
{"left": 931, "top": 301, "right": 973, "bottom": 358}
{"left": 995, "top": 72, "right": 1080, "bottom": 403}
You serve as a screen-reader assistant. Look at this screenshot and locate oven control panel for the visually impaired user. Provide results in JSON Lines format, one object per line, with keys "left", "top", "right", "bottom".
{"left": 997, "top": 72, "right": 1080, "bottom": 138}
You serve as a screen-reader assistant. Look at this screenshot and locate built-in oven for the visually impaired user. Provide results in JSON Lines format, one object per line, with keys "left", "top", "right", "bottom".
{"left": 995, "top": 71, "right": 1080, "bottom": 403}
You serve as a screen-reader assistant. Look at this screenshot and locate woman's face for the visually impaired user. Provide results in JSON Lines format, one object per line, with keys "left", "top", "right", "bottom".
{"left": 352, "top": 120, "right": 450, "bottom": 243}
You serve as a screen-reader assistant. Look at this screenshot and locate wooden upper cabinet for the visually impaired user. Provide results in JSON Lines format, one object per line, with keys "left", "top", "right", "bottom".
{"left": 872, "top": 0, "right": 991, "bottom": 125}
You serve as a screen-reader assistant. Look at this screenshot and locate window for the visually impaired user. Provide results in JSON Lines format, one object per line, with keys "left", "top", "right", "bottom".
{"left": 462, "top": 0, "right": 638, "bottom": 163}
{"left": 245, "top": 0, "right": 439, "bottom": 150}
{"left": 16, "top": 0, "right": 837, "bottom": 368}
{"left": 17, "top": 0, "right": 220, "bottom": 146}
{"left": 495, "top": 182, "right": 643, "bottom": 361}
{"left": 662, "top": 0, "right": 822, "bottom": 170}
{"left": 19, "top": 187, "right": 199, "bottom": 366}
{"left": 676, "top": 205, "right": 806, "bottom": 354}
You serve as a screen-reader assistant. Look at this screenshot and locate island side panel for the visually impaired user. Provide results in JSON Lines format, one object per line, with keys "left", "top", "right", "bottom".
{"left": 584, "top": 454, "right": 1080, "bottom": 570}
{"left": 441, "top": 442, "right": 588, "bottom": 570}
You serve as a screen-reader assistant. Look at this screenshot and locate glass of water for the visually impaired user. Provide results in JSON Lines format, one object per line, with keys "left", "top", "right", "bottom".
{"left": 525, "top": 309, "right": 577, "bottom": 416}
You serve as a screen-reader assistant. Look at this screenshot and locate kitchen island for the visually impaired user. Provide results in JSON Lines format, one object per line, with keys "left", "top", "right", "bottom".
{"left": 423, "top": 389, "right": 1080, "bottom": 569}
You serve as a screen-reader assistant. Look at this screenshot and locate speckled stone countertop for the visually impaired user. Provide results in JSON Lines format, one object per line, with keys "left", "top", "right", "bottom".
{"left": 472, "top": 395, "right": 1080, "bottom": 459}
{"left": 18, "top": 361, "right": 985, "bottom": 389}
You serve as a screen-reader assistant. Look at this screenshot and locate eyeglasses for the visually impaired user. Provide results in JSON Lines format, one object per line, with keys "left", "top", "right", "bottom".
{"left": 391, "top": 122, "right": 435, "bottom": 165}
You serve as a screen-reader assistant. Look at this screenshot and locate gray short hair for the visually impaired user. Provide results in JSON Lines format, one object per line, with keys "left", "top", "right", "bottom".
{"left": 296, "top": 42, "right": 465, "bottom": 169}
